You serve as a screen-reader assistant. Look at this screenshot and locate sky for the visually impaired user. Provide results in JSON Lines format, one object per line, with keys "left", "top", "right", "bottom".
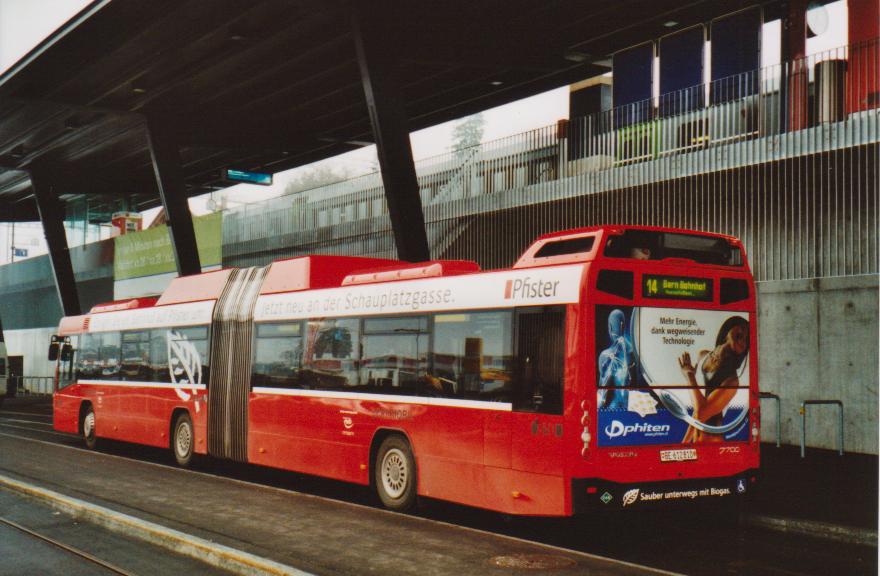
{"left": 0, "top": 0, "right": 88, "bottom": 70}
{"left": 0, "top": 0, "right": 850, "bottom": 261}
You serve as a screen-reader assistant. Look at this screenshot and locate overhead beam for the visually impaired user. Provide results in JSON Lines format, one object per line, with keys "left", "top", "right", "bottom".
{"left": 170, "top": 112, "right": 315, "bottom": 152}
{"left": 352, "top": 2, "right": 430, "bottom": 263}
{"left": 29, "top": 161, "right": 81, "bottom": 316}
{"left": 0, "top": 198, "right": 38, "bottom": 222}
{"left": 144, "top": 114, "right": 201, "bottom": 277}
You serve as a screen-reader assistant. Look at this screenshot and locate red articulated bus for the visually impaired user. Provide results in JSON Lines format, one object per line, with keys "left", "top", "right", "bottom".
{"left": 51, "top": 226, "right": 759, "bottom": 515}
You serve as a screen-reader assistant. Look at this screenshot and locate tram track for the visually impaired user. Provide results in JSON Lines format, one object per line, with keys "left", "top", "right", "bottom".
{"left": 0, "top": 515, "right": 137, "bottom": 576}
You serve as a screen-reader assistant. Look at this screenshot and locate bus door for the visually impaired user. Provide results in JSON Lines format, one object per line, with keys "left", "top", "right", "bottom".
{"left": 510, "top": 306, "right": 566, "bottom": 475}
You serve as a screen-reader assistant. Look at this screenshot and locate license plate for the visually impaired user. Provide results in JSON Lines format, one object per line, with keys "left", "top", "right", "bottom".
{"left": 660, "top": 448, "right": 697, "bottom": 462}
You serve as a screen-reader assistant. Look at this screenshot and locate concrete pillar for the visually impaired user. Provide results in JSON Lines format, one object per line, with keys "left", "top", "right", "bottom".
{"left": 352, "top": 2, "right": 430, "bottom": 263}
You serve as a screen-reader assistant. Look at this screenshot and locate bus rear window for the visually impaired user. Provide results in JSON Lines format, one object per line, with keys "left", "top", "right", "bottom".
{"left": 604, "top": 230, "right": 742, "bottom": 266}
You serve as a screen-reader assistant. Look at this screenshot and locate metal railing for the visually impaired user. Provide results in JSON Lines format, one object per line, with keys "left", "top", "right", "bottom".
{"left": 759, "top": 392, "right": 781, "bottom": 448}
{"left": 800, "top": 399, "right": 844, "bottom": 458}
{"left": 8, "top": 376, "right": 54, "bottom": 396}
{"left": 218, "top": 40, "right": 878, "bottom": 280}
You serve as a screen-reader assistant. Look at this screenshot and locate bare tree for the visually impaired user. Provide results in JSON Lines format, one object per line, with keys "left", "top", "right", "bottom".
{"left": 450, "top": 113, "right": 485, "bottom": 152}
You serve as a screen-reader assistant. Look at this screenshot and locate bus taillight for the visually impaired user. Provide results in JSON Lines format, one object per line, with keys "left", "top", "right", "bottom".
{"left": 750, "top": 406, "right": 760, "bottom": 444}
{"left": 580, "top": 400, "right": 591, "bottom": 458}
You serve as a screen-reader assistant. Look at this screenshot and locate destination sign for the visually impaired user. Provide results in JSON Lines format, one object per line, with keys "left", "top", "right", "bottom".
{"left": 224, "top": 168, "right": 273, "bottom": 186}
{"left": 643, "top": 275, "right": 713, "bottom": 301}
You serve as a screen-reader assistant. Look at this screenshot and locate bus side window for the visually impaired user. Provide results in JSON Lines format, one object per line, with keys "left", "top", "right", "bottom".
{"left": 303, "top": 318, "right": 360, "bottom": 390}
{"left": 360, "top": 316, "right": 428, "bottom": 395}
{"left": 513, "top": 306, "right": 565, "bottom": 414}
{"left": 57, "top": 335, "right": 78, "bottom": 389}
{"left": 252, "top": 322, "right": 303, "bottom": 389}
{"left": 121, "top": 330, "right": 150, "bottom": 382}
{"left": 151, "top": 326, "right": 210, "bottom": 385}
{"left": 150, "top": 330, "right": 169, "bottom": 382}
{"left": 77, "top": 332, "right": 121, "bottom": 381}
{"left": 430, "top": 311, "right": 513, "bottom": 401}
{"left": 170, "top": 326, "right": 210, "bottom": 385}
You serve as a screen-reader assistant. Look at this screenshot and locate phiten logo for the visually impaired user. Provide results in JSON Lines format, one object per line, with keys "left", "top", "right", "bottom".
{"left": 605, "top": 420, "right": 671, "bottom": 438}
{"left": 622, "top": 489, "right": 640, "bottom": 507}
{"left": 168, "top": 330, "right": 202, "bottom": 407}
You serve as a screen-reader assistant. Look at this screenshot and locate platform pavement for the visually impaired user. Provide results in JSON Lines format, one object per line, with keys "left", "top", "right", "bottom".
{"left": 746, "top": 443, "right": 878, "bottom": 545}
{"left": 2, "top": 395, "right": 877, "bottom": 547}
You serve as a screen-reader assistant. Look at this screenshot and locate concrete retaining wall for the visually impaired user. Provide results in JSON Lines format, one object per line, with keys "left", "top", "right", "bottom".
{"left": 758, "top": 274, "right": 879, "bottom": 455}
{"left": 4, "top": 327, "right": 56, "bottom": 379}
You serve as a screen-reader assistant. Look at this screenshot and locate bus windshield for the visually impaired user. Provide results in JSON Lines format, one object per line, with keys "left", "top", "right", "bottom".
{"left": 604, "top": 230, "right": 742, "bottom": 266}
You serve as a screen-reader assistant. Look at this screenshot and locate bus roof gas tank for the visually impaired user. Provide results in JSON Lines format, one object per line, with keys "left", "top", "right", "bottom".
{"left": 260, "top": 255, "right": 401, "bottom": 295}
{"left": 342, "top": 260, "right": 480, "bottom": 286}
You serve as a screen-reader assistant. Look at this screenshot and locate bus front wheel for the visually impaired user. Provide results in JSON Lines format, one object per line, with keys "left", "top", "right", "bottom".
{"left": 172, "top": 412, "right": 194, "bottom": 467}
{"left": 82, "top": 405, "right": 97, "bottom": 450}
{"left": 374, "top": 435, "right": 416, "bottom": 512}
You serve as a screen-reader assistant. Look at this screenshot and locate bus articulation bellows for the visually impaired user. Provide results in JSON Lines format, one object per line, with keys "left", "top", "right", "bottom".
{"left": 51, "top": 226, "right": 759, "bottom": 516}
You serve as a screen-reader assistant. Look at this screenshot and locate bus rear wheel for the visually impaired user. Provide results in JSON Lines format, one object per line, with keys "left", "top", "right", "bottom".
{"left": 374, "top": 435, "right": 416, "bottom": 512}
{"left": 82, "top": 405, "right": 97, "bottom": 450}
{"left": 172, "top": 412, "right": 194, "bottom": 467}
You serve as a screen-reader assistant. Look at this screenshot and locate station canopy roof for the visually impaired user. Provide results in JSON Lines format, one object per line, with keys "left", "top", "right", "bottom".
{"left": 0, "top": 0, "right": 782, "bottom": 222}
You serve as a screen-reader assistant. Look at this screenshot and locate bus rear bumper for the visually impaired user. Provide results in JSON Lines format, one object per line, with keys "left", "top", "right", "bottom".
{"left": 571, "top": 469, "right": 759, "bottom": 513}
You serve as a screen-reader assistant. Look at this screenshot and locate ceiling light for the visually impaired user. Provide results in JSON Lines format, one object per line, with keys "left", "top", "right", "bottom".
{"left": 663, "top": 20, "right": 678, "bottom": 28}
{"left": 132, "top": 86, "right": 146, "bottom": 94}
{"left": 490, "top": 80, "right": 504, "bottom": 86}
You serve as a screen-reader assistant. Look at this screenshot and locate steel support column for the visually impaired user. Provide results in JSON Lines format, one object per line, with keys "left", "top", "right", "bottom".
{"left": 782, "top": 0, "right": 808, "bottom": 131}
{"left": 29, "top": 163, "right": 80, "bottom": 316}
{"left": 352, "top": 3, "right": 430, "bottom": 263}
{"left": 145, "top": 115, "right": 201, "bottom": 276}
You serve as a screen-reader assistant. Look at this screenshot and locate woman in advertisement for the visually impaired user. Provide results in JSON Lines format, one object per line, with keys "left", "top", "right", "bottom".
{"left": 677, "top": 316, "right": 749, "bottom": 442}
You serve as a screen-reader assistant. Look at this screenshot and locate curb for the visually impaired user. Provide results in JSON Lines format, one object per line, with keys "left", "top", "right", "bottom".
{"left": 0, "top": 473, "right": 314, "bottom": 576}
{"left": 746, "top": 514, "right": 878, "bottom": 547}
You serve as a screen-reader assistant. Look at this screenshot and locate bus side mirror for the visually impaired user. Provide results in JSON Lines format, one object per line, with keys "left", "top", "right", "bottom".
{"left": 61, "top": 344, "right": 73, "bottom": 362}
{"left": 48, "top": 337, "right": 60, "bottom": 361}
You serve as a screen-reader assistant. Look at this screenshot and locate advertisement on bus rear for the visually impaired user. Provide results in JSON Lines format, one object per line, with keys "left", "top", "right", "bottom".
{"left": 595, "top": 305, "right": 750, "bottom": 446}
